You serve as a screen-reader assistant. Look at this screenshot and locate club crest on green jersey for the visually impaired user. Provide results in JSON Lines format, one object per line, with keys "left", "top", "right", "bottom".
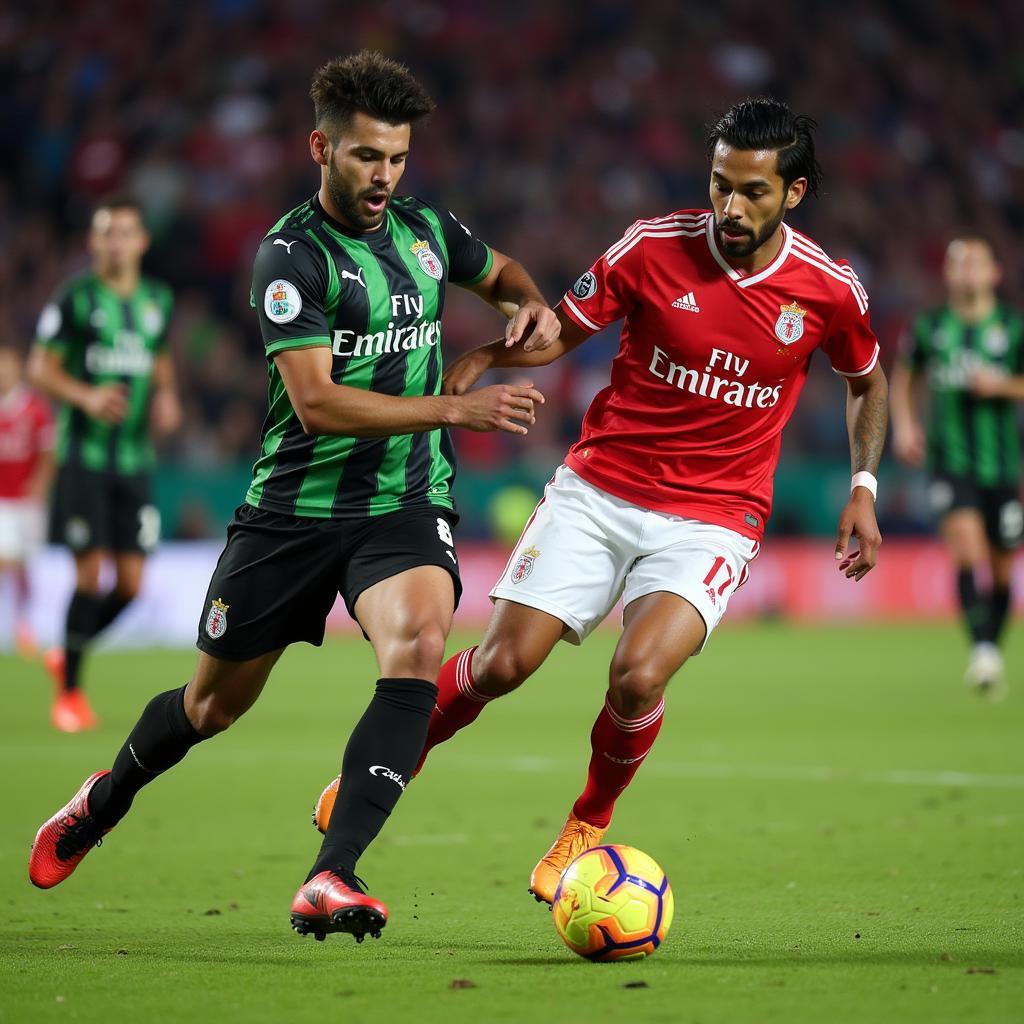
{"left": 264, "top": 279, "right": 302, "bottom": 324}
{"left": 411, "top": 240, "right": 443, "bottom": 281}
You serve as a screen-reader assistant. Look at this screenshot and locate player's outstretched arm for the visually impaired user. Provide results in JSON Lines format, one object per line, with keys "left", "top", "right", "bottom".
{"left": 968, "top": 368, "right": 1024, "bottom": 401}
{"left": 835, "top": 363, "right": 888, "bottom": 581}
{"left": 465, "top": 248, "right": 560, "bottom": 353}
{"left": 443, "top": 309, "right": 591, "bottom": 396}
{"left": 27, "top": 346, "right": 128, "bottom": 424}
{"left": 274, "top": 346, "right": 544, "bottom": 437}
{"left": 888, "top": 361, "right": 926, "bottom": 466}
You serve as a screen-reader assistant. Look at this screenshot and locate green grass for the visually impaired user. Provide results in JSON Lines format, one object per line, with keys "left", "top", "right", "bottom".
{"left": 1, "top": 623, "right": 1022, "bottom": 1024}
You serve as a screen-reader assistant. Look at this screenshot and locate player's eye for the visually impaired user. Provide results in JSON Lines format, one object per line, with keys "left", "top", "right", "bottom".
{"left": 390, "top": 156, "right": 406, "bottom": 166}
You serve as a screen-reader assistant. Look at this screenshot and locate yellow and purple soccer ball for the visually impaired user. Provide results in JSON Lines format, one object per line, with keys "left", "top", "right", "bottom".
{"left": 552, "top": 844, "right": 674, "bottom": 961}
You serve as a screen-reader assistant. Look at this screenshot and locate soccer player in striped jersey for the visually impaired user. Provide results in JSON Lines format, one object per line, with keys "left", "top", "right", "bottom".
{"left": 313, "top": 97, "right": 889, "bottom": 904}
{"left": 28, "top": 197, "right": 181, "bottom": 732}
{"left": 29, "top": 51, "right": 555, "bottom": 941}
{"left": 892, "top": 238, "right": 1024, "bottom": 696}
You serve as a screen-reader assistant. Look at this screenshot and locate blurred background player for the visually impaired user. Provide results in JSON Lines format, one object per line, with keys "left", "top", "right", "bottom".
{"left": 28, "top": 197, "right": 181, "bottom": 731}
{"left": 891, "top": 237, "right": 1023, "bottom": 697}
{"left": 0, "top": 344, "right": 54, "bottom": 655}
{"left": 314, "top": 98, "right": 888, "bottom": 902}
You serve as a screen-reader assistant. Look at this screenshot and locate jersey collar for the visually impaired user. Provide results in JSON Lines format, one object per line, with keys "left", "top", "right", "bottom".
{"left": 705, "top": 217, "right": 793, "bottom": 288}
{"left": 313, "top": 194, "right": 390, "bottom": 243}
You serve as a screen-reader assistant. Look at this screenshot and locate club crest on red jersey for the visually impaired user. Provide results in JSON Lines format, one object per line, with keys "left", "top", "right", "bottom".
{"left": 411, "top": 240, "right": 443, "bottom": 281}
{"left": 774, "top": 301, "right": 807, "bottom": 344}
{"left": 206, "top": 598, "right": 229, "bottom": 639}
{"left": 510, "top": 546, "right": 540, "bottom": 584}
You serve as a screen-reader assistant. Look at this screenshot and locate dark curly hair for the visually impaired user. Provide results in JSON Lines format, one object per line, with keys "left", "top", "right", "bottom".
{"left": 310, "top": 50, "right": 435, "bottom": 138}
{"left": 707, "top": 97, "right": 823, "bottom": 196}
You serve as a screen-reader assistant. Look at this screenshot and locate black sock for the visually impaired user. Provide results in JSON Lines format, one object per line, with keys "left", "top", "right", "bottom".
{"left": 987, "top": 585, "right": 1012, "bottom": 645}
{"left": 309, "top": 678, "right": 438, "bottom": 879}
{"left": 956, "top": 569, "right": 989, "bottom": 645}
{"left": 63, "top": 591, "right": 102, "bottom": 691}
{"left": 89, "top": 686, "right": 207, "bottom": 829}
{"left": 95, "top": 591, "right": 132, "bottom": 634}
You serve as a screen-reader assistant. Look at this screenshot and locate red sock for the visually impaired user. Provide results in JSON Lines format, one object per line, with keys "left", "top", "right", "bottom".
{"left": 413, "top": 647, "right": 492, "bottom": 775}
{"left": 571, "top": 695, "right": 665, "bottom": 828}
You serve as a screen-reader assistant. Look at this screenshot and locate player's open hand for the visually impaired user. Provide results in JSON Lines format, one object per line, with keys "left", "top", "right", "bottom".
{"left": 505, "top": 300, "right": 560, "bottom": 353}
{"left": 84, "top": 383, "right": 128, "bottom": 424}
{"left": 455, "top": 382, "right": 545, "bottom": 435}
{"left": 834, "top": 490, "right": 881, "bottom": 581}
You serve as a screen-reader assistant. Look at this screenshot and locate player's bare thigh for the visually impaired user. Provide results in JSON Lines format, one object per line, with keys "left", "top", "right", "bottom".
{"left": 471, "top": 598, "right": 571, "bottom": 697}
{"left": 609, "top": 592, "right": 706, "bottom": 719}
{"left": 355, "top": 565, "right": 455, "bottom": 680}
{"left": 940, "top": 507, "right": 989, "bottom": 569}
{"left": 184, "top": 647, "right": 285, "bottom": 736}
{"left": 72, "top": 549, "right": 106, "bottom": 593}
{"left": 112, "top": 551, "right": 146, "bottom": 601}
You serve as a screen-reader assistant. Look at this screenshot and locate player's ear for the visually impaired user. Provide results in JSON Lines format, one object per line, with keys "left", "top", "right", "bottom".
{"left": 310, "top": 129, "right": 330, "bottom": 167}
{"left": 786, "top": 177, "right": 807, "bottom": 210}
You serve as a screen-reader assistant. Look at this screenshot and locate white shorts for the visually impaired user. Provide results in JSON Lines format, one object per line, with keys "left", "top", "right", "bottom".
{"left": 0, "top": 499, "right": 45, "bottom": 562}
{"left": 489, "top": 466, "right": 759, "bottom": 651}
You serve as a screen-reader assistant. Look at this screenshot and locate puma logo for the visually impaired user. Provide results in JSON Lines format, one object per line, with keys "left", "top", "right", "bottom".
{"left": 273, "top": 238, "right": 298, "bottom": 253}
{"left": 341, "top": 269, "right": 366, "bottom": 288}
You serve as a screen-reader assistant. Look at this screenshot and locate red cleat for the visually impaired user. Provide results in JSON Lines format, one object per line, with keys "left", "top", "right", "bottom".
{"left": 290, "top": 870, "right": 388, "bottom": 942}
{"left": 51, "top": 690, "right": 99, "bottom": 733}
{"left": 29, "top": 771, "right": 112, "bottom": 889}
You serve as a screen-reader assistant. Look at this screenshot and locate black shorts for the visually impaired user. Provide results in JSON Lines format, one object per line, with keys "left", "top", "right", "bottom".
{"left": 196, "top": 502, "right": 462, "bottom": 661}
{"left": 928, "top": 472, "right": 1024, "bottom": 551}
{"left": 49, "top": 465, "right": 160, "bottom": 554}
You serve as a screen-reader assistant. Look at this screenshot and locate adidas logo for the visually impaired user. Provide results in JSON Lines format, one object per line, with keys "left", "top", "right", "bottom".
{"left": 671, "top": 291, "right": 700, "bottom": 312}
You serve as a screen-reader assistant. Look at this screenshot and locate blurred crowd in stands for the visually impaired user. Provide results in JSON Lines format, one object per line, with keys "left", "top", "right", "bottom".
{"left": 1, "top": 0, "right": 1021, "bottom": 535}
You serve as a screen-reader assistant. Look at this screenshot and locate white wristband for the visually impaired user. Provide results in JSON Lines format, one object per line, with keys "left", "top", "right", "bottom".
{"left": 851, "top": 471, "right": 878, "bottom": 500}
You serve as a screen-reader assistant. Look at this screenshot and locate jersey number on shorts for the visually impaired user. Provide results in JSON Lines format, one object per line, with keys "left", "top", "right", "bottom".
{"left": 436, "top": 517, "right": 454, "bottom": 546}
{"left": 703, "top": 556, "right": 734, "bottom": 597}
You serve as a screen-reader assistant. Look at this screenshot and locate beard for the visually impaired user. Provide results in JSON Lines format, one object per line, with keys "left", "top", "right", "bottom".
{"left": 715, "top": 198, "right": 787, "bottom": 259}
{"left": 326, "top": 162, "right": 390, "bottom": 231}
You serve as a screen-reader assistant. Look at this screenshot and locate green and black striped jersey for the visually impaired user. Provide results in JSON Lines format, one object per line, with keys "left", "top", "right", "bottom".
{"left": 35, "top": 272, "right": 173, "bottom": 474}
{"left": 902, "top": 304, "right": 1024, "bottom": 486}
{"left": 246, "top": 194, "right": 493, "bottom": 519}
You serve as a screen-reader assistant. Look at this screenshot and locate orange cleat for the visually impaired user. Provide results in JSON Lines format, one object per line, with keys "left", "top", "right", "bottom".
{"left": 528, "top": 813, "right": 608, "bottom": 906}
{"left": 43, "top": 648, "right": 66, "bottom": 689}
{"left": 51, "top": 689, "right": 99, "bottom": 733}
{"left": 29, "top": 770, "right": 112, "bottom": 889}
{"left": 312, "top": 776, "right": 340, "bottom": 834}
{"left": 290, "top": 870, "right": 388, "bottom": 942}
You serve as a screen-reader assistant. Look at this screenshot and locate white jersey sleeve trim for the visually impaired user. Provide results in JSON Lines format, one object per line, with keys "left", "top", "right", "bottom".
{"left": 561, "top": 294, "right": 604, "bottom": 332}
{"left": 832, "top": 342, "right": 880, "bottom": 378}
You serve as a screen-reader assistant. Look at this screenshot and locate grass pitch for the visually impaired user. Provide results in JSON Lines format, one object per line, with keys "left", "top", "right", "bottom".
{"left": 1, "top": 622, "right": 1022, "bottom": 1024}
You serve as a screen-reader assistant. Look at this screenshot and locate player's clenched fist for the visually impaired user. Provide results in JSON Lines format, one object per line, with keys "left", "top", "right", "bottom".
{"left": 505, "top": 300, "right": 560, "bottom": 353}
{"left": 454, "top": 382, "right": 545, "bottom": 435}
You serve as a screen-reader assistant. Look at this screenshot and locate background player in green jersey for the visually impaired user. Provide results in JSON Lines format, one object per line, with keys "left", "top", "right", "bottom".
{"left": 29, "top": 51, "right": 556, "bottom": 943}
{"left": 892, "top": 237, "right": 1024, "bottom": 696}
{"left": 28, "top": 197, "right": 181, "bottom": 732}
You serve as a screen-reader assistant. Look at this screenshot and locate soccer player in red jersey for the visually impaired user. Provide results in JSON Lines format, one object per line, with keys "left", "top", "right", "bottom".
{"left": 0, "top": 344, "right": 54, "bottom": 656}
{"left": 312, "top": 97, "right": 889, "bottom": 902}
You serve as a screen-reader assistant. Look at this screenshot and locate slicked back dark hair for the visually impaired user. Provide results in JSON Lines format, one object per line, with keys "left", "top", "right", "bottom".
{"left": 311, "top": 50, "right": 435, "bottom": 139}
{"left": 707, "top": 98, "right": 823, "bottom": 196}
{"left": 94, "top": 193, "right": 144, "bottom": 219}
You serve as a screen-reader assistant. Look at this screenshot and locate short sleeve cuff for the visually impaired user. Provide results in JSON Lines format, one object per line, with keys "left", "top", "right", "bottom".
{"left": 831, "top": 343, "right": 880, "bottom": 378}
{"left": 265, "top": 335, "right": 332, "bottom": 357}
{"left": 560, "top": 295, "right": 604, "bottom": 334}
{"left": 455, "top": 245, "right": 493, "bottom": 286}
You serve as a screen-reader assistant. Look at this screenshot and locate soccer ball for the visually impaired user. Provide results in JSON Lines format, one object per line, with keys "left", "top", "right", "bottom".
{"left": 552, "top": 844, "right": 674, "bottom": 961}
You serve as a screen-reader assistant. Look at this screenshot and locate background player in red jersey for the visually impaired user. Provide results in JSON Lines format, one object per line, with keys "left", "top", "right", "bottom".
{"left": 313, "top": 97, "right": 889, "bottom": 903}
{"left": 0, "top": 344, "right": 54, "bottom": 656}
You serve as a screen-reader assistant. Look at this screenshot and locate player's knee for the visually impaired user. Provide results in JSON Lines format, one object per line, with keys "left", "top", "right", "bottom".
{"left": 608, "top": 661, "right": 668, "bottom": 718}
{"left": 472, "top": 641, "right": 534, "bottom": 695}
{"left": 396, "top": 621, "right": 448, "bottom": 679}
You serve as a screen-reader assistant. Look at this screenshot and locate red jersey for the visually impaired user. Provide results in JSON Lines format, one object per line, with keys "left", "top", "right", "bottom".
{"left": 0, "top": 386, "right": 54, "bottom": 499}
{"left": 559, "top": 210, "right": 879, "bottom": 541}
